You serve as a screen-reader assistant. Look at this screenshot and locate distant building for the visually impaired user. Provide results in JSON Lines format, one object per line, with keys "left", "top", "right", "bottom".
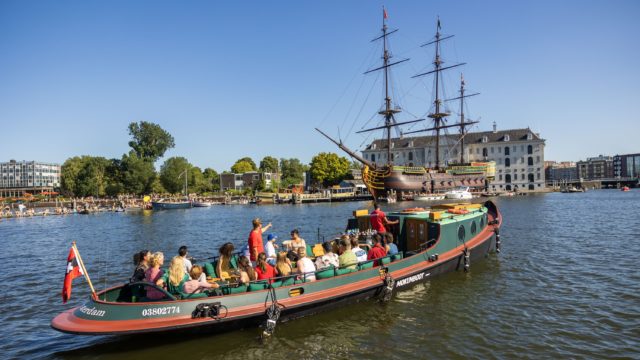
{"left": 219, "top": 171, "right": 279, "bottom": 191}
{"left": 0, "top": 160, "right": 61, "bottom": 197}
{"left": 576, "top": 155, "right": 614, "bottom": 180}
{"left": 545, "top": 161, "right": 577, "bottom": 183}
{"left": 362, "top": 126, "right": 546, "bottom": 192}
{"left": 613, "top": 153, "right": 640, "bottom": 178}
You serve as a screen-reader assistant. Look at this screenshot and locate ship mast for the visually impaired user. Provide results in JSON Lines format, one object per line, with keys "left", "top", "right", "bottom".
{"left": 404, "top": 18, "right": 467, "bottom": 170}
{"left": 449, "top": 74, "right": 480, "bottom": 163}
{"left": 316, "top": 8, "right": 424, "bottom": 169}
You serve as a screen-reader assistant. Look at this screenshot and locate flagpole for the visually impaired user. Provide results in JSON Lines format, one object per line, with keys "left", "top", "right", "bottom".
{"left": 72, "top": 241, "right": 97, "bottom": 299}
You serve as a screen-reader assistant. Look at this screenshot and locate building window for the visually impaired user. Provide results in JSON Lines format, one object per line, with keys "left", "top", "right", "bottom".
{"left": 491, "top": 147, "right": 495, "bottom": 154}
{"left": 482, "top": 136, "right": 488, "bottom": 143}
{"left": 498, "top": 147, "right": 502, "bottom": 153}
{"left": 505, "top": 146, "right": 510, "bottom": 156}
{"left": 536, "top": 156, "right": 540, "bottom": 163}
{"left": 528, "top": 157, "right": 534, "bottom": 166}
{"left": 498, "top": 158, "right": 502, "bottom": 165}
{"left": 528, "top": 174, "right": 534, "bottom": 183}
{"left": 537, "top": 173, "right": 541, "bottom": 180}
{"left": 499, "top": 174, "right": 503, "bottom": 181}
{"left": 505, "top": 174, "right": 511, "bottom": 183}
{"left": 476, "top": 148, "right": 480, "bottom": 154}
{"left": 527, "top": 145, "right": 533, "bottom": 154}
{"left": 371, "top": 154, "right": 375, "bottom": 162}
{"left": 505, "top": 158, "right": 511, "bottom": 167}
{"left": 408, "top": 152, "right": 413, "bottom": 161}
{"left": 482, "top": 148, "right": 488, "bottom": 157}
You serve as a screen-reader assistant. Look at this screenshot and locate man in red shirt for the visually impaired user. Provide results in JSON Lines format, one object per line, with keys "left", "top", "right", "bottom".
{"left": 367, "top": 234, "right": 388, "bottom": 266}
{"left": 370, "top": 203, "right": 398, "bottom": 234}
{"left": 248, "top": 218, "right": 272, "bottom": 265}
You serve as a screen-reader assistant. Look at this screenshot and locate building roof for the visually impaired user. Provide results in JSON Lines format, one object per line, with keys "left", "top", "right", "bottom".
{"left": 364, "top": 128, "right": 544, "bottom": 150}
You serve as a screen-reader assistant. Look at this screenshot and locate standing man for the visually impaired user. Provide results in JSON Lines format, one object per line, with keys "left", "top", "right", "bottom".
{"left": 370, "top": 203, "right": 398, "bottom": 234}
{"left": 248, "top": 218, "right": 272, "bottom": 266}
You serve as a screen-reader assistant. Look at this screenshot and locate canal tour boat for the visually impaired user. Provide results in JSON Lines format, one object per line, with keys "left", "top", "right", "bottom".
{"left": 51, "top": 200, "right": 502, "bottom": 336}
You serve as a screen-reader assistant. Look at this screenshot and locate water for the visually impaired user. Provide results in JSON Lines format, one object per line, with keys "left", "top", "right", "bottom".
{"left": 1, "top": 190, "right": 639, "bottom": 359}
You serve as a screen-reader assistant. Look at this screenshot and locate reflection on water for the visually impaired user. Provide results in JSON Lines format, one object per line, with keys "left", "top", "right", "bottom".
{"left": 1, "top": 190, "right": 639, "bottom": 359}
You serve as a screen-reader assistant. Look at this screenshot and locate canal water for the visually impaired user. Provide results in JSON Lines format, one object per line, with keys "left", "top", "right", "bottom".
{"left": 1, "top": 190, "right": 638, "bottom": 359}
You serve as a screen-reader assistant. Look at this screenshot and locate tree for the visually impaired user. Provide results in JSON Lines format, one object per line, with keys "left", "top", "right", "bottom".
{"left": 280, "top": 158, "right": 307, "bottom": 187}
{"left": 61, "top": 156, "right": 117, "bottom": 197}
{"left": 119, "top": 152, "right": 156, "bottom": 195}
{"left": 61, "top": 156, "right": 85, "bottom": 196}
{"left": 128, "top": 121, "right": 175, "bottom": 162}
{"left": 231, "top": 157, "right": 257, "bottom": 173}
{"left": 188, "top": 166, "right": 207, "bottom": 194}
{"left": 259, "top": 156, "right": 279, "bottom": 173}
{"left": 159, "top": 157, "right": 192, "bottom": 194}
{"left": 203, "top": 168, "right": 220, "bottom": 192}
{"left": 349, "top": 160, "right": 362, "bottom": 170}
{"left": 309, "top": 152, "right": 350, "bottom": 187}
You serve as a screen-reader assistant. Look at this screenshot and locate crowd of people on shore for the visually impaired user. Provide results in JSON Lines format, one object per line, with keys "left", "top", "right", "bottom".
{"left": 127, "top": 204, "right": 400, "bottom": 298}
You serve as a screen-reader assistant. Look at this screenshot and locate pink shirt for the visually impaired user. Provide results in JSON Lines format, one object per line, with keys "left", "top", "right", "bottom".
{"left": 182, "top": 279, "right": 212, "bottom": 294}
{"left": 144, "top": 267, "right": 165, "bottom": 300}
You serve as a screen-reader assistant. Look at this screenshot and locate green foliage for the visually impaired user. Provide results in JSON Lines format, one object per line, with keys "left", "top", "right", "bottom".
{"left": 349, "top": 160, "right": 362, "bottom": 170}
{"left": 203, "top": 168, "right": 220, "bottom": 192}
{"left": 259, "top": 156, "right": 279, "bottom": 173}
{"left": 119, "top": 152, "right": 157, "bottom": 195}
{"left": 128, "top": 121, "right": 175, "bottom": 162}
{"left": 61, "top": 156, "right": 116, "bottom": 197}
{"left": 231, "top": 160, "right": 255, "bottom": 174}
{"left": 280, "top": 158, "right": 307, "bottom": 187}
{"left": 159, "top": 157, "right": 192, "bottom": 194}
{"left": 309, "top": 152, "right": 350, "bottom": 187}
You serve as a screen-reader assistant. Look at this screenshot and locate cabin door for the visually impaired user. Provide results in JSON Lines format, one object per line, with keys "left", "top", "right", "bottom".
{"left": 405, "top": 219, "right": 428, "bottom": 251}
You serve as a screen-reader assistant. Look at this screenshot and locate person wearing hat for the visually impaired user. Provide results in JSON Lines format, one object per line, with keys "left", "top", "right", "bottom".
{"left": 265, "top": 234, "right": 279, "bottom": 266}
{"left": 248, "top": 218, "right": 272, "bottom": 266}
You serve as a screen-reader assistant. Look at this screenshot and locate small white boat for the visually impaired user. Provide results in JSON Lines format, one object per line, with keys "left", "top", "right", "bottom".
{"left": 413, "top": 194, "right": 445, "bottom": 201}
{"left": 445, "top": 187, "right": 473, "bottom": 200}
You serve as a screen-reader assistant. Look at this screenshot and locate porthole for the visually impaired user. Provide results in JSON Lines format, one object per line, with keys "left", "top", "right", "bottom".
{"left": 457, "top": 225, "right": 466, "bottom": 242}
{"left": 471, "top": 221, "right": 477, "bottom": 235}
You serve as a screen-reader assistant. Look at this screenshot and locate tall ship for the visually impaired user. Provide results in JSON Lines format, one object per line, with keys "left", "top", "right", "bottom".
{"left": 317, "top": 12, "right": 494, "bottom": 201}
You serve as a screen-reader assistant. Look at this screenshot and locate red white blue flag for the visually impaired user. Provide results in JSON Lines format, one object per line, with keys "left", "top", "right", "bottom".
{"left": 62, "top": 247, "right": 84, "bottom": 303}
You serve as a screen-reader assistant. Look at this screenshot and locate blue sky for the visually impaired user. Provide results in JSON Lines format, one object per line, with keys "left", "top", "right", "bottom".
{"left": 1, "top": 1, "right": 638, "bottom": 170}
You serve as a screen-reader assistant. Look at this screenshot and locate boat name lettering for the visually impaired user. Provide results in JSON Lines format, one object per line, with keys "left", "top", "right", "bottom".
{"left": 396, "top": 272, "right": 428, "bottom": 287}
{"left": 141, "top": 306, "right": 181, "bottom": 317}
{"left": 79, "top": 306, "right": 106, "bottom": 317}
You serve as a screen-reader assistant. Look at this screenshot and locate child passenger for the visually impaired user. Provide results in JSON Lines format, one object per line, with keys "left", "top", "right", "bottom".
{"left": 182, "top": 265, "right": 218, "bottom": 294}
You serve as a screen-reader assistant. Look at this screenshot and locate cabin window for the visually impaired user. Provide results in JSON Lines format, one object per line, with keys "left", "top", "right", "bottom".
{"left": 457, "top": 225, "right": 466, "bottom": 242}
{"left": 528, "top": 157, "right": 534, "bottom": 166}
{"left": 471, "top": 221, "right": 477, "bottom": 235}
{"left": 480, "top": 216, "right": 485, "bottom": 228}
{"left": 527, "top": 145, "right": 533, "bottom": 154}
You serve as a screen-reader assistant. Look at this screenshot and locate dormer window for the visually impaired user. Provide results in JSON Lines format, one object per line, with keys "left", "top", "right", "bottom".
{"left": 482, "top": 136, "right": 488, "bottom": 143}
{"left": 372, "top": 143, "right": 377, "bottom": 150}
{"left": 504, "top": 135, "right": 510, "bottom": 142}
{"left": 390, "top": 142, "right": 395, "bottom": 149}
{"left": 409, "top": 141, "right": 414, "bottom": 147}
{"left": 527, "top": 133, "right": 533, "bottom": 140}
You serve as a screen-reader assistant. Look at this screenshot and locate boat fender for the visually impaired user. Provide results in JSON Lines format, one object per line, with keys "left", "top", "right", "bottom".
{"left": 379, "top": 270, "right": 395, "bottom": 302}
{"left": 494, "top": 228, "right": 501, "bottom": 253}
{"left": 191, "top": 302, "right": 227, "bottom": 320}
{"left": 463, "top": 249, "right": 470, "bottom": 272}
{"left": 262, "top": 286, "right": 284, "bottom": 338}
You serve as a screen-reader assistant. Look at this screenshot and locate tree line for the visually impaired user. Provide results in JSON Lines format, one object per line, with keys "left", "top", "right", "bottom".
{"left": 60, "top": 122, "right": 359, "bottom": 197}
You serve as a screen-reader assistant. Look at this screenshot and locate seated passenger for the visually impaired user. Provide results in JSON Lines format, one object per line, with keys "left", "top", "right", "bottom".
{"left": 315, "top": 242, "right": 339, "bottom": 270}
{"left": 216, "top": 242, "right": 234, "bottom": 280}
{"left": 157, "top": 256, "right": 190, "bottom": 296}
{"left": 296, "top": 247, "right": 316, "bottom": 282}
{"left": 179, "top": 245, "right": 192, "bottom": 273}
{"left": 265, "top": 234, "right": 279, "bottom": 266}
{"left": 285, "top": 229, "right": 306, "bottom": 253}
{"left": 367, "top": 234, "right": 388, "bottom": 266}
{"left": 130, "top": 249, "right": 151, "bottom": 283}
{"left": 144, "top": 252, "right": 165, "bottom": 300}
{"left": 385, "top": 233, "right": 398, "bottom": 255}
{"left": 237, "top": 255, "right": 257, "bottom": 284}
{"left": 338, "top": 238, "right": 357, "bottom": 270}
{"left": 350, "top": 237, "right": 368, "bottom": 263}
{"left": 275, "top": 251, "right": 293, "bottom": 277}
{"left": 255, "top": 252, "right": 276, "bottom": 283}
{"left": 182, "top": 265, "right": 218, "bottom": 294}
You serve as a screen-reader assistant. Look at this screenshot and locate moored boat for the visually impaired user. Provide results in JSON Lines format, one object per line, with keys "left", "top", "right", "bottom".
{"left": 192, "top": 201, "right": 213, "bottom": 207}
{"left": 413, "top": 194, "right": 445, "bottom": 201}
{"left": 51, "top": 200, "right": 502, "bottom": 336}
{"left": 444, "top": 186, "right": 473, "bottom": 200}
{"left": 621, "top": 186, "right": 630, "bottom": 192}
{"left": 151, "top": 199, "right": 192, "bottom": 210}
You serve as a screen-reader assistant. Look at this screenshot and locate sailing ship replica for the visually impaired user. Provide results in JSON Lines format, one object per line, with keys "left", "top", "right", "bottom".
{"left": 317, "top": 14, "right": 495, "bottom": 201}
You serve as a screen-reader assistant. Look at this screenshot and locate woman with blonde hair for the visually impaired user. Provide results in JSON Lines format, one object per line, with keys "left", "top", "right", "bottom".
{"left": 275, "top": 251, "right": 292, "bottom": 277}
{"left": 296, "top": 247, "right": 316, "bottom": 282}
{"left": 144, "top": 252, "right": 165, "bottom": 300}
{"left": 157, "top": 256, "right": 190, "bottom": 296}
